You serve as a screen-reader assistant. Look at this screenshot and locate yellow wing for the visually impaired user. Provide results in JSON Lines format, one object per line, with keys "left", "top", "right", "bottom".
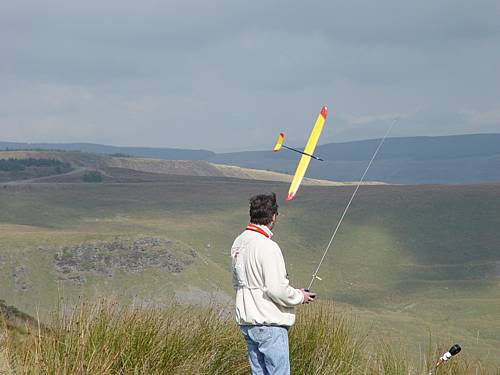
{"left": 286, "top": 106, "right": 328, "bottom": 201}
{"left": 273, "top": 133, "right": 284, "bottom": 152}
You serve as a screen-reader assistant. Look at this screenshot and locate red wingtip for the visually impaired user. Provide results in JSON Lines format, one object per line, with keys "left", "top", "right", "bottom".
{"left": 286, "top": 192, "right": 295, "bottom": 201}
{"left": 320, "top": 106, "right": 328, "bottom": 119}
{"left": 273, "top": 132, "right": 285, "bottom": 152}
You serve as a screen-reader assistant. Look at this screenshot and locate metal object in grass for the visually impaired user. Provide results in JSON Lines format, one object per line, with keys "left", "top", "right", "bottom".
{"left": 427, "top": 344, "right": 462, "bottom": 375}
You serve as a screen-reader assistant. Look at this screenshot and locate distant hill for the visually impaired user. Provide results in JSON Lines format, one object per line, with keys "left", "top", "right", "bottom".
{"left": 0, "top": 141, "right": 215, "bottom": 161}
{"left": 0, "top": 150, "right": 347, "bottom": 186}
{"left": 210, "top": 134, "right": 500, "bottom": 184}
{"left": 2, "top": 133, "right": 500, "bottom": 184}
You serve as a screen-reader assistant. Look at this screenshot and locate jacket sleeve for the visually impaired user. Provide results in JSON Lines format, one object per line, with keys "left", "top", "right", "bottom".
{"left": 261, "top": 242, "right": 304, "bottom": 307}
{"left": 231, "top": 237, "right": 244, "bottom": 290}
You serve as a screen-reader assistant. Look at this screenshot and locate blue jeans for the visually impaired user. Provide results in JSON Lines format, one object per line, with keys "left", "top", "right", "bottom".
{"left": 240, "top": 325, "right": 290, "bottom": 375}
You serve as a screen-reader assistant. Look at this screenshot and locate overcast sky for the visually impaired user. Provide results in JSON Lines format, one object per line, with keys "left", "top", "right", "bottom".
{"left": 0, "top": 0, "right": 499, "bottom": 151}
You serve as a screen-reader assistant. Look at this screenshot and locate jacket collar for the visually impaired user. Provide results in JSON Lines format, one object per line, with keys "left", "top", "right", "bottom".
{"left": 246, "top": 223, "right": 273, "bottom": 238}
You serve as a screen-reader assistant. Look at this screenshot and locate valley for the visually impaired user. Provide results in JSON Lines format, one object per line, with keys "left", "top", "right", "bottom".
{"left": 0, "top": 170, "right": 499, "bottom": 363}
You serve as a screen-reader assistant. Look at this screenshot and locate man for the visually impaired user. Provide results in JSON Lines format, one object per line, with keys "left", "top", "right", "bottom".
{"left": 231, "top": 192, "right": 316, "bottom": 375}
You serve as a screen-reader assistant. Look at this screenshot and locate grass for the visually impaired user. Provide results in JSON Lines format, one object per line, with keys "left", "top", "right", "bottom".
{"left": 2, "top": 300, "right": 499, "bottom": 374}
{"left": 1, "top": 179, "right": 500, "bottom": 364}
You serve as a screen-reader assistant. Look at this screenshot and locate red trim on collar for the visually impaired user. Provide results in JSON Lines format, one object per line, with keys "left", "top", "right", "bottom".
{"left": 246, "top": 224, "right": 270, "bottom": 238}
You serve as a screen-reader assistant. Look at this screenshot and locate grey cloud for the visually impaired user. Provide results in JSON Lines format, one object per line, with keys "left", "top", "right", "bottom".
{"left": 0, "top": 0, "right": 499, "bottom": 151}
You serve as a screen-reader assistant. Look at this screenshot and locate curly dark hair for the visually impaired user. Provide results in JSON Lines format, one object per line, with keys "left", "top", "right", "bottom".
{"left": 249, "top": 192, "right": 279, "bottom": 225}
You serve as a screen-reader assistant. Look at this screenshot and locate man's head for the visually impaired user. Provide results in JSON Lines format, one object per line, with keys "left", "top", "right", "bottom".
{"left": 249, "top": 192, "right": 279, "bottom": 228}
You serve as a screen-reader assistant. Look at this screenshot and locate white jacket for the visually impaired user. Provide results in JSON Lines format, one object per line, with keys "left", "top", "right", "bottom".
{"left": 231, "top": 224, "right": 304, "bottom": 327}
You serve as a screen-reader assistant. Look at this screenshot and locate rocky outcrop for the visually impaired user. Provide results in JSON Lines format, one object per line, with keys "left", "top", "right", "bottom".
{"left": 54, "top": 237, "right": 196, "bottom": 283}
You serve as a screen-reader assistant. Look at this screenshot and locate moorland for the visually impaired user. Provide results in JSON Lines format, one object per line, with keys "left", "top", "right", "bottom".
{"left": 0, "top": 150, "right": 499, "bottom": 372}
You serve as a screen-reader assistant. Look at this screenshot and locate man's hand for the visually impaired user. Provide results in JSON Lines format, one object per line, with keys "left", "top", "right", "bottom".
{"left": 300, "top": 289, "right": 317, "bottom": 304}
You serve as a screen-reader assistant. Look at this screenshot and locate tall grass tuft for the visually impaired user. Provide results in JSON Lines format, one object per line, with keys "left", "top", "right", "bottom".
{"left": 4, "top": 299, "right": 500, "bottom": 374}
{"left": 290, "top": 302, "right": 365, "bottom": 374}
{"left": 9, "top": 300, "right": 248, "bottom": 374}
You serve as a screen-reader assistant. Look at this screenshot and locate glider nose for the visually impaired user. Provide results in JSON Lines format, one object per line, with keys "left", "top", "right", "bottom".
{"left": 320, "top": 106, "right": 328, "bottom": 119}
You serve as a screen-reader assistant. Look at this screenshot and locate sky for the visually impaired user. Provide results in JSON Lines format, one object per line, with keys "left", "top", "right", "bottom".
{"left": 0, "top": 0, "right": 499, "bottom": 152}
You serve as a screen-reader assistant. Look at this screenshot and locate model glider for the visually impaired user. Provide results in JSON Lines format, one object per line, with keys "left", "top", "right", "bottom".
{"left": 273, "top": 106, "right": 327, "bottom": 201}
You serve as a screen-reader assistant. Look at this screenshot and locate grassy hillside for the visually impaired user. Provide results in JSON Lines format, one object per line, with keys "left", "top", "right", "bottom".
{"left": 4, "top": 134, "right": 500, "bottom": 184}
{"left": 0, "top": 150, "right": 344, "bottom": 185}
{"left": 105, "top": 156, "right": 346, "bottom": 185}
{"left": 0, "top": 178, "right": 499, "bottom": 364}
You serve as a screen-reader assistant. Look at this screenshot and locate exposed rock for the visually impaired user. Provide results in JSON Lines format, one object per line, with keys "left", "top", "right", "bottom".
{"left": 13, "top": 265, "right": 30, "bottom": 291}
{"left": 54, "top": 237, "right": 195, "bottom": 283}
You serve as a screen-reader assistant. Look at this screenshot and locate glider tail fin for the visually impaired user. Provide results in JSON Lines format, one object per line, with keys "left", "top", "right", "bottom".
{"left": 273, "top": 132, "right": 284, "bottom": 152}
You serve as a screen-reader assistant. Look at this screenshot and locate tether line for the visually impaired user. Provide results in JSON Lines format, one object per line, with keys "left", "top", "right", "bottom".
{"left": 307, "top": 118, "right": 399, "bottom": 291}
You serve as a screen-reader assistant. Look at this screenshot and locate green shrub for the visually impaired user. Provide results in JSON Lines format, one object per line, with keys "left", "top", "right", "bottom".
{"left": 0, "top": 158, "right": 67, "bottom": 172}
{"left": 82, "top": 171, "right": 103, "bottom": 183}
